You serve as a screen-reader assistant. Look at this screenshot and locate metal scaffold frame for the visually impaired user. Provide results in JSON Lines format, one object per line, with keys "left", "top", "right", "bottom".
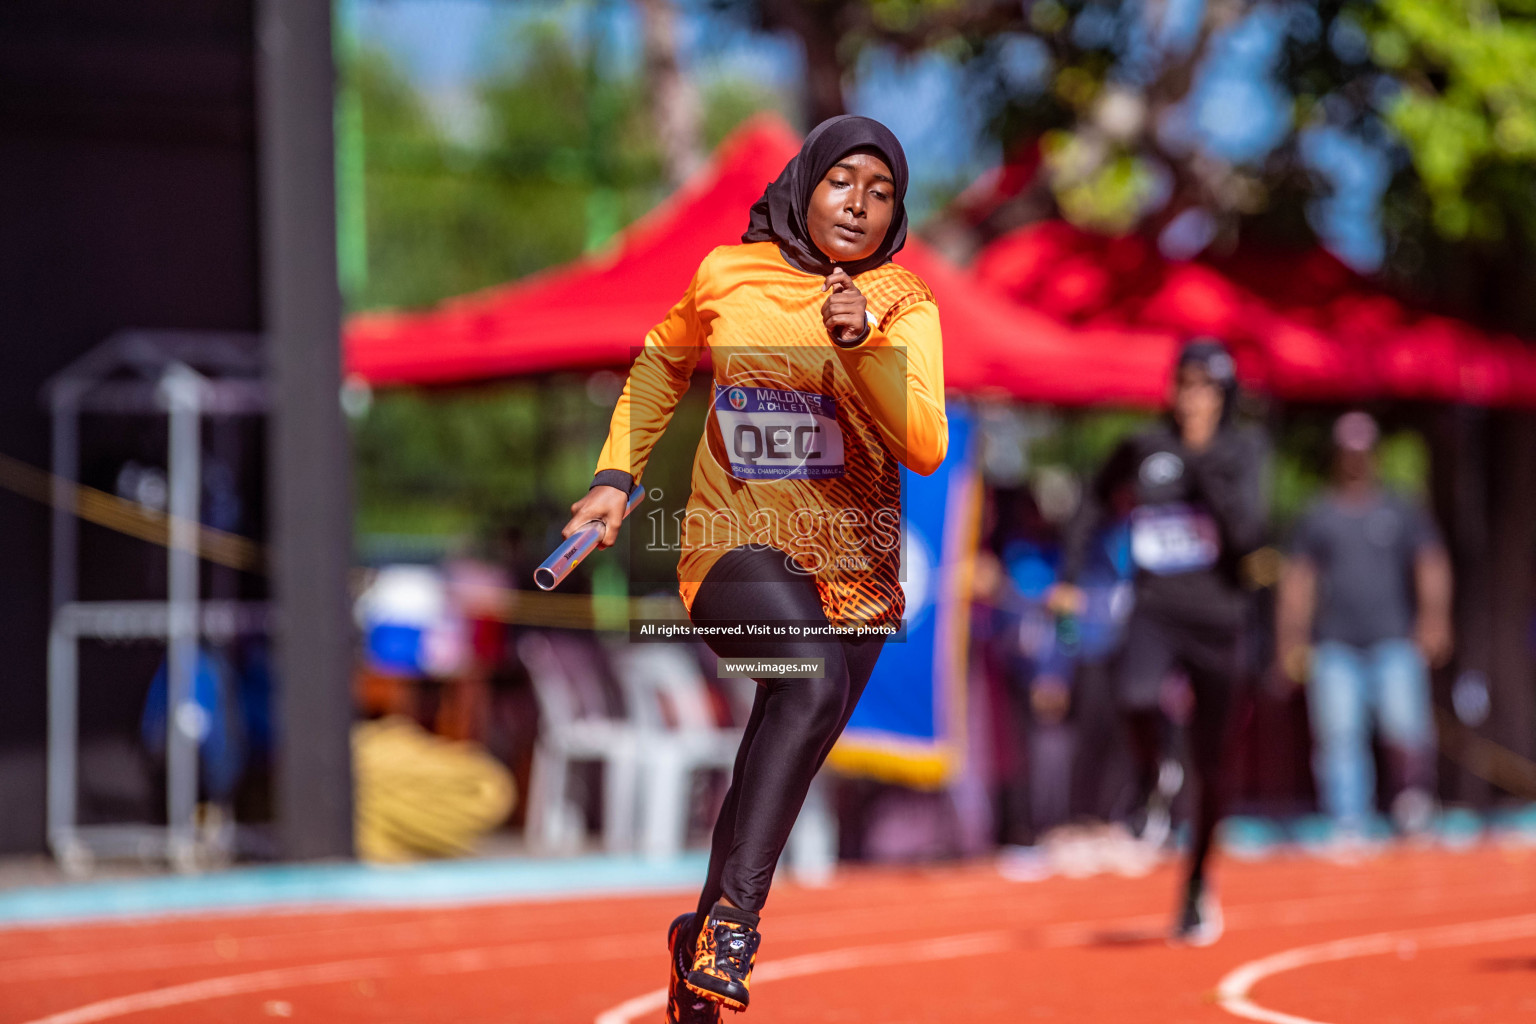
{"left": 44, "top": 330, "right": 269, "bottom": 875}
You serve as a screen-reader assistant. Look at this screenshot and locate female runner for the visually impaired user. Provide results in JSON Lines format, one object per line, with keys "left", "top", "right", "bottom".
{"left": 561, "top": 115, "right": 947, "bottom": 1019}
{"left": 1049, "top": 339, "right": 1269, "bottom": 946}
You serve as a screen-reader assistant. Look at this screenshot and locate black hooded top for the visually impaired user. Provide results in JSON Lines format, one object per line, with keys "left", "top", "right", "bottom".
{"left": 1059, "top": 337, "right": 1270, "bottom": 626}
{"left": 741, "top": 114, "right": 910, "bottom": 277}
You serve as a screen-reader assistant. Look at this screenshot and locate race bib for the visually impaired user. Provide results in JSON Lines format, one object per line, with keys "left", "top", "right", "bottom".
{"left": 1130, "top": 503, "right": 1220, "bottom": 575}
{"left": 712, "top": 383, "right": 845, "bottom": 481}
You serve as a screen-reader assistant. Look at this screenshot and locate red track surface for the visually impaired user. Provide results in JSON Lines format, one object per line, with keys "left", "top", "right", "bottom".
{"left": 2, "top": 844, "right": 1534, "bottom": 1024}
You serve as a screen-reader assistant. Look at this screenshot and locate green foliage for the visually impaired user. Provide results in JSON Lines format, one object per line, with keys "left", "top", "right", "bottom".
{"left": 346, "top": 22, "right": 668, "bottom": 314}
{"left": 343, "top": 17, "right": 788, "bottom": 547}
{"left": 1365, "top": 0, "right": 1536, "bottom": 245}
{"left": 1375, "top": 428, "right": 1431, "bottom": 496}
{"left": 1043, "top": 138, "right": 1162, "bottom": 235}
{"left": 859, "top": 0, "right": 1536, "bottom": 323}
{"left": 354, "top": 381, "right": 557, "bottom": 537}
{"left": 1270, "top": 445, "right": 1326, "bottom": 531}
{"left": 1268, "top": 419, "right": 1431, "bottom": 530}
{"left": 346, "top": 18, "right": 798, "bottom": 319}
{"left": 1026, "top": 409, "right": 1154, "bottom": 476}
{"left": 701, "top": 78, "right": 795, "bottom": 150}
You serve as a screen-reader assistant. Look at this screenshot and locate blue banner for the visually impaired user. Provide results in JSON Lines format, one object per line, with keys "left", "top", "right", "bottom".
{"left": 827, "top": 402, "right": 979, "bottom": 789}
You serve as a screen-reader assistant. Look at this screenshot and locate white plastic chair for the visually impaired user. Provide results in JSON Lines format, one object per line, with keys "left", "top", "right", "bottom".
{"left": 599, "top": 642, "right": 840, "bottom": 879}
{"left": 517, "top": 632, "right": 640, "bottom": 854}
{"left": 606, "top": 643, "right": 745, "bottom": 860}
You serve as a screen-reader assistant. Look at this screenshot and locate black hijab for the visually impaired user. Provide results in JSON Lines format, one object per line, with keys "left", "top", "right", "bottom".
{"left": 742, "top": 114, "right": 910, "bottom": 277}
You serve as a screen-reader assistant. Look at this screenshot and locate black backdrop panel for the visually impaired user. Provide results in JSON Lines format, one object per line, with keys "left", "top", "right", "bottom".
{"left": 0, "top": 1, "right": 261, "bottom": 853}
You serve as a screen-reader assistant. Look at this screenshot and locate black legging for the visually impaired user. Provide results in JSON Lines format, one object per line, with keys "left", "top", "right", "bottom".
{"left": 685, "top": 544, "right": 886, "bottom": 940}
{"left": 1115, "top": 607, "right": 1247, "bottom": 887}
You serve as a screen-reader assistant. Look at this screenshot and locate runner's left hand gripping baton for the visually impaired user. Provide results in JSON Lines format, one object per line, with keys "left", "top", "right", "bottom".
{"left": 534, "top": 483, "right": 645, "bottom": 591}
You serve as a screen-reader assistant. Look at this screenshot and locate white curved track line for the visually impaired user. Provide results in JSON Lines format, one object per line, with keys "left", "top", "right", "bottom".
{"left": 0, "top": 917, "right": 589, "bottom": 984}
{"left": 1217, "top": 913, "right": 1536, "bottom": 1024}
{"left": 12, "top": 930, "right": 655, "bottom": 1024}
{"left": 19, "top": 905, "right": 1536, "bottom": 1024}
{"left": 594, "top": 988, "right": 668, "bottom": 1024}
{"left": 7, "top": 867, "right": 1525, "bottom": 982}
{"left": 13, "top": 926, "right": 1007, "bottom": 1024}
{"left": 594, "top": 930, "right": 1013, "bottom": 1024}
{"left": 18, "top": 958, "right": 394, "bottom": 1024}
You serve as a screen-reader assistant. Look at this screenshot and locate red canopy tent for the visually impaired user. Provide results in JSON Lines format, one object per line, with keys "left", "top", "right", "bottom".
{"left": 344, "top": 115, "right": 1167, "bottom": 405}
{"left": 973, "top": 220, "right": 1536, "bottom": 407}
{"left": 347, "top": 114, "right": 1536, "bottom": 408}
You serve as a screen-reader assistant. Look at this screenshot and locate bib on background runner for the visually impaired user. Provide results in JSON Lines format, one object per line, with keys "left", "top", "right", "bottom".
{"left": 712, "top": 381, "right": 845, "bottom": 481}
{"left": 1129, "top": 502, "right": 1220, "bottom": 575}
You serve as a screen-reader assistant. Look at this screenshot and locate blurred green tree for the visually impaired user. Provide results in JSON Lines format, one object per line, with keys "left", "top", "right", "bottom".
{"left": 342, "top": 9, "right": 785, "bottom": 549}
{"left": 712, "top": 0, "right": 1536, "bottom": 326}
{"left": 1360, "top": 0, "right": 1536, "bottom": 329}
{"left": 346, "top": 23, "right": 665, "bottom": 315}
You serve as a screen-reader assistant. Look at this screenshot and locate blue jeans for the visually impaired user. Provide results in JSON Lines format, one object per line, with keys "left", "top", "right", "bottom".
{"left": 1307, "top": 639, "right": 1434, "bottom": 829}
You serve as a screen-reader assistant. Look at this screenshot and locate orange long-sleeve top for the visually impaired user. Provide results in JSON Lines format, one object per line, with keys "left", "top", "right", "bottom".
{"left": 593, "top": 241, "right": 947, "bottom": 628}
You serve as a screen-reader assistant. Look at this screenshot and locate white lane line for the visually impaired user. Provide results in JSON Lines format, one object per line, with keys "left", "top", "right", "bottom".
{"left": 594, "top": 931, "right": 1014, "bottom": 1024}
{"left": 16, "top": 959, "right": 394, "bottom": 1024}
{"left": 10, "top": 927, "right": 1013, "bottom": 1024}
{"left": 1216, "top": 913, "right": 1536, "bottom": 1024}
{"left": 17, "top": 900, "right": 1536, "bottom": 1024}
{"left": 10, "top": 929, "right": 658, "bottom": 1024}
{"left": 7, "top": 864, "right": 1526, "bottom": 981}
{"left": 589, "top": 913, "right": 1182, "bottom": 1024}
{"left": 0, "top": 917, "right": 557, "bottom": 984}
{"left": 593, "top": 904, "right": 1536, "bottom": 1024}
{"left": 593, "top": 988, "right": 668, "bottom": 1024}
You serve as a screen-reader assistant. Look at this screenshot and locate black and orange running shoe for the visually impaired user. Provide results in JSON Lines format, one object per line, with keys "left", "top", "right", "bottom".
{"left": 685, "top": 903, "right": 761, "bottom": 1012}
{"left": 667, "top": 913, "right": 721, "bottom": 1024}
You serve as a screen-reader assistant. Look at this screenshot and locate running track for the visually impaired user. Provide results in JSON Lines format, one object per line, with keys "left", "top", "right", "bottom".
{"left": 1, "top": 845, "right": 1533, "bottom": 1024}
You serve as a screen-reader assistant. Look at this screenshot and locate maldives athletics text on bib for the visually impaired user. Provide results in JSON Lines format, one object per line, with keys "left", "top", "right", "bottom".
{"left": 1129, "top": 502, "right": 1221, "bottom": 575}
{"left": 712, "top": 381, "right": 845, "bottom": 481}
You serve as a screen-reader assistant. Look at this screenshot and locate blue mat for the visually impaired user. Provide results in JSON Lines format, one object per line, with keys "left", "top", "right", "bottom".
{"left": 0, "top": 852, "right": 709, "bottom": 928}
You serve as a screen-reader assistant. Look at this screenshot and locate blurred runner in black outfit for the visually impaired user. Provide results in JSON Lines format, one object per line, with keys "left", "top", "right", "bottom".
{"left": 1048, "top": 338, "right": 1269, "bottom": 946}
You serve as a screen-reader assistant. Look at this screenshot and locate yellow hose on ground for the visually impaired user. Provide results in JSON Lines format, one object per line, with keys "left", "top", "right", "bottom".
{"left": 353, "top": 715, "right": 517, "bottom": 862}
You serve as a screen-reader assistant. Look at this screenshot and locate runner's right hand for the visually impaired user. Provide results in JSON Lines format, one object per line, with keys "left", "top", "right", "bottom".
{"left": 563, "top": 485, "right": 630, "bottom": 549}
{"left": 822, "top": 267, "right": 868, "bottom": 345}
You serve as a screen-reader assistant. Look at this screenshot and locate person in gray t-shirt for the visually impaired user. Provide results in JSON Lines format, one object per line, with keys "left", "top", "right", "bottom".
{"left": 1277, "top": 412, "right": 1453, "bottom": 839}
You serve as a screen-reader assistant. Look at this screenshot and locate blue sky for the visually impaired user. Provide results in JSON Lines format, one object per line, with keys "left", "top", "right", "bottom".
{"left": 342, "top": 0, "right": 1387, "bottom": 270}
